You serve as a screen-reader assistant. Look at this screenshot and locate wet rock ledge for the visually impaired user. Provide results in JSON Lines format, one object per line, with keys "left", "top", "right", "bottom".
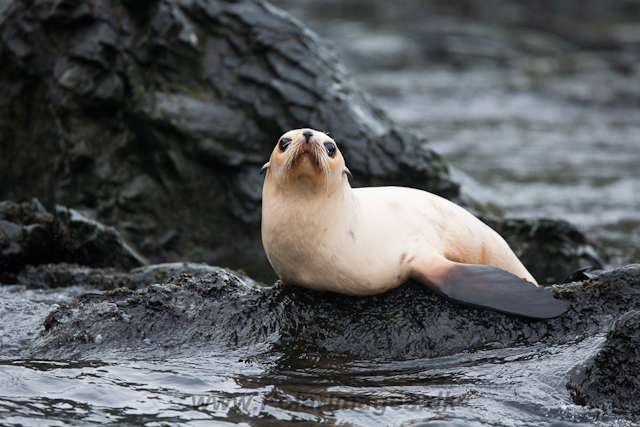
{"left": 26, "top": 264, "right": 640, "bottom": 361}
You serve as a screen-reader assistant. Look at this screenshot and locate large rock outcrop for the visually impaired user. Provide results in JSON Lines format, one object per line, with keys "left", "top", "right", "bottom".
{"left": 0, "top": 0, "right": 457, "bottom": 265}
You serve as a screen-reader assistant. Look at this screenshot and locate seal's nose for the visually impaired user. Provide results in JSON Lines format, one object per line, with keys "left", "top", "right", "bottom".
{"left": 302, "top": 130, "right": 313, "bottom": 143}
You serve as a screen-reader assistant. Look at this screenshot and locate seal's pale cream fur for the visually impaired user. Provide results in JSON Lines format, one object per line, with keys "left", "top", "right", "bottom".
{"left": 261, "top": 128, "right": 537, "bottom": 297}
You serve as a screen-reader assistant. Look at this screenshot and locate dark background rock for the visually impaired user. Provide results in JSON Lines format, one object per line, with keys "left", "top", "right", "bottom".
{"left": 271, "top": 0, "right": 640, "bottom": 52}
{"left": 0, "top": 198, "right": 145, "bottom": 282}
{"left": 0, "top": 0, "right": 458, "bottom": 272}
{"left": 280, "top": 0, "right": 640, "bottom": 112}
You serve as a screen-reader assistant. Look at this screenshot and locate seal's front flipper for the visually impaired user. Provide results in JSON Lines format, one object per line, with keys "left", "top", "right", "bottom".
{"left": 411, "top": 259, "right": 569, "bottom": 319}
{"left": 561, "top": 265, "right": 595, "bottom": 283}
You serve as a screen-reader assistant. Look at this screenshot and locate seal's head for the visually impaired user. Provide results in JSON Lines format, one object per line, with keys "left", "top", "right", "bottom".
{"left": 261, "top": 128, "right": 351, "bottom": 191}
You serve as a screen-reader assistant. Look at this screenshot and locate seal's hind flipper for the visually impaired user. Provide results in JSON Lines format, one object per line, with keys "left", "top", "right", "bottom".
{"left": 411, "top": 259, "right": 568, "bottom": 319}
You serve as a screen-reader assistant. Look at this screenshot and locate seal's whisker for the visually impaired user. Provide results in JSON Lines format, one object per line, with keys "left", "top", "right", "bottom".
{"left": 281, "top": 142, "right": 300, "bottom": 179}
{"left": 313, "top": 143, "right": 331, "bottom": 192}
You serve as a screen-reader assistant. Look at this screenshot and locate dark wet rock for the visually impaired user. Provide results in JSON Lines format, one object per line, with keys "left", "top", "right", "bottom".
{"left": 0, "top": 198, "right": 54, "bottom": 278}
{"left": 53, "top": 205, "right": 147, "bottom": 270}
{"left": 482, "top": 216, "right": 608, "bottom": 285}
{"left": 26, "top": 264, "right": 640, "bottom": 364}
{"left": 0, "top": 199, "right": 145, "bottom": 282}
{"left": 0, "top": 0, "right": 458, "bottom": 267}
{"left": 569, "top": 309, "right": 640, "bottom": 417}
{"left": 17, "top": 262, "right": 227, "bottom": 290}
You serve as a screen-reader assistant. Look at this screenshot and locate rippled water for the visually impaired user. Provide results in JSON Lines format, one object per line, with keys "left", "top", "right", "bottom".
{"left": 2, "top": 3, "right": 640, "bottom": 426}
{"left": 0, "top": 335, "right": 621, "bottom": 426}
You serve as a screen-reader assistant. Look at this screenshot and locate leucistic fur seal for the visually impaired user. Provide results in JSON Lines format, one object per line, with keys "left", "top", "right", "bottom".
{"left": 260, "top": 129, "right": 568, "bottom": 319}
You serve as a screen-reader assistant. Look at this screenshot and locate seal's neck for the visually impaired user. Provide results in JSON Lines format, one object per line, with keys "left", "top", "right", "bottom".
{"left": 265, "top": 163, "right": 349, "bottom": 198}
{"left": 263, "top": 173, "right": 354, "bottom": 222}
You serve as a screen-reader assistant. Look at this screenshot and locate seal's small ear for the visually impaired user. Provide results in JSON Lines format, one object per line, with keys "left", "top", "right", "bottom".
{"left": 343, "top": 167, "right": 353, "bottom": 179}
{"left": 260, "top": 162, "right": 270, "bottom": 175}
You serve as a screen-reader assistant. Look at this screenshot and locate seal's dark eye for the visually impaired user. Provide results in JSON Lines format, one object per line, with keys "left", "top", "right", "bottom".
{"left": 324, "top": 142, "right": 336, "bottom": 158}
{"left": 279, "top": 138, "right": 292, "bottom": 152}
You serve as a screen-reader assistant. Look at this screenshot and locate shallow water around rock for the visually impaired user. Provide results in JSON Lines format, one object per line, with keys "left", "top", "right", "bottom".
{"left": 0, "top": 339, "right": 612, "bottom": 426}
